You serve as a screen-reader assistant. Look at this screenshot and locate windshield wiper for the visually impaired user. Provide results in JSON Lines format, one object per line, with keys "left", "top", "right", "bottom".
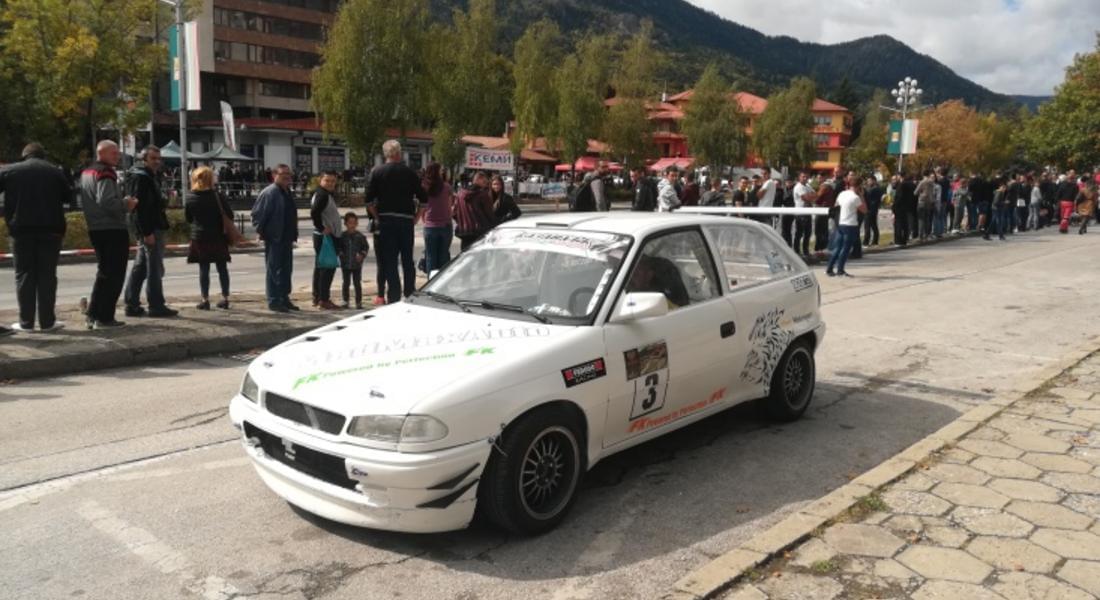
{"left": 414, "top": 291, "right": 472, "bottom": 313}
{"left": 459, "top": 300, "right": 552, "bottom": 324}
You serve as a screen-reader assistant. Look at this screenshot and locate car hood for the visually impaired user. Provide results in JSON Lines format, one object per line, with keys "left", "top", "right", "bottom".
{"left": 251, "top": 303, "right": 573, "bottom": 417}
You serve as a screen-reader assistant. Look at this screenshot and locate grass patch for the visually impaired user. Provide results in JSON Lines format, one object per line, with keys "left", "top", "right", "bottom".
{"left": 810, "top": 559, "right": 839, "bottom": 575}
{"left": 857, "top": 492, "right": 889, "bottom": 513}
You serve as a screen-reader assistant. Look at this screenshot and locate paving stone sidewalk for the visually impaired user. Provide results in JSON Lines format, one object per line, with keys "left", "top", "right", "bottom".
{"left": 721, "top": 352, "right": 1100, "bottom": 600}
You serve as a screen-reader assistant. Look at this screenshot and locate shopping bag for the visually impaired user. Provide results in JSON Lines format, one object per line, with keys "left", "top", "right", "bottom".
{"left": 317, "top": 235, "right": 339, "bottom": 269}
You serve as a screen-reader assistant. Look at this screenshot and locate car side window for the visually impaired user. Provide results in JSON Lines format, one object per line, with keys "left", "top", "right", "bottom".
{"left": 625, "top": 230, "right": 720, "bottom": 310}
{"left": 705, "top": 225, "right": 795, "bottom": 289}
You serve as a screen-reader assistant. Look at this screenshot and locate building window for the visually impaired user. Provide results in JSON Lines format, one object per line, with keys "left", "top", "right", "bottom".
{"left": 815, "top": 151, "right": 830, "bottom": 163}
{"left": 260, "top": 80, "right": 311, "bottom": 99}
{"left": 259, "top": 0, "right": 341, "bottom": 12}
{"left": 213, "top": 40, "right": 319, "bottom": 69}
{"left": 813, "top": 134, "right": 830, "bottom": 146}
{"left": 813, "top": 115, "right": 832, "bottom": 127}
{"left": 843, "top": 116, "right": 853, "bottom": 129}
{"left": 214, "top": 7, "right": 325, "bottom": 41}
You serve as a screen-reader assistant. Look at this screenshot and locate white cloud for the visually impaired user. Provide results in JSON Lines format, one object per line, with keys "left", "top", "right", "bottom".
{"left": 685, "top": 0, "right": 1098, "bottom": 95}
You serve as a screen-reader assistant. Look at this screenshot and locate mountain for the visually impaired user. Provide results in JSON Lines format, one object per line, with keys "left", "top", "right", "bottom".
{"left": 1012, "top": 95, "right": 1053, "bottom": 112}
{"left": 432, "top": 0, "right": 1019, "bottom": 112}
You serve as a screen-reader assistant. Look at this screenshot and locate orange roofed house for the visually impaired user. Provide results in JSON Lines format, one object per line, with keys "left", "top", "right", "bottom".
{"left": 648, "top": 89, "right": 852, "bottom": 173}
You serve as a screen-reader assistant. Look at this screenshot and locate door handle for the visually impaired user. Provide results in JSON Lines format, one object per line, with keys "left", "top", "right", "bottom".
{"left": 720, "top": 322, "right": 736, "bottom": 338}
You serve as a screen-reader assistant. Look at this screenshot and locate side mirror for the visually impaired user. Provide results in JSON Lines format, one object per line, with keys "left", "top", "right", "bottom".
{"left": 610, "top": 292, "right": 669, "bottom": 324}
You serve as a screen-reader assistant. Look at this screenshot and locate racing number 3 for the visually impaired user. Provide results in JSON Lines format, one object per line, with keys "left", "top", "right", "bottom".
{"left": 630, "top": 368, "right": 668, "bottom": 420}
{"left": 642, "top": 373, "right": 660, "bottom": 410}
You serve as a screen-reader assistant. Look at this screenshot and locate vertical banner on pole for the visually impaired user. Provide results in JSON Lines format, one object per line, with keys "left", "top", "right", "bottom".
{"left": 220, "top": 101, "right": 237, "bottom": 150}
{"left": 888, "top": 119, "right": 919, "bottom": 155}
{"left": 169, "top": 22, "right": 201, "bottom": 112}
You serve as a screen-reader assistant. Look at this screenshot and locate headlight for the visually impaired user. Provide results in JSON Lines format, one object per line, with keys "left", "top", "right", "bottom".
{"left": 241, "top": 372, "right": 259, "bottom": 403}
{"left": 348, "top": 415, "right": 449, "bottom": 444}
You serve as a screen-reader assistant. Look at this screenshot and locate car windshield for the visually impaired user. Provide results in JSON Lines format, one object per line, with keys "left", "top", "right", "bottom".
{"left": 420, "top": 228, "right": 632, "bottom": 324}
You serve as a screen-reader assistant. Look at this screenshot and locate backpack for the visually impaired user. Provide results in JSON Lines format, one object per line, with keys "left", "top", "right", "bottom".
{"left": 568, "top": 178, "right": 596, "bottom": 212}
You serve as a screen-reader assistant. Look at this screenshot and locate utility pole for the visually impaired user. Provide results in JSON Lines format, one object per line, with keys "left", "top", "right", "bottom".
{"left": 159, "top": 0, "right": 188, "bottom": 191}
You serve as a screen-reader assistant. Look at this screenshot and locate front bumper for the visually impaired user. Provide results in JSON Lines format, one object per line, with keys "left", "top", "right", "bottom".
{"left": 229, "top": 394, "right": 491, "bottom": 533}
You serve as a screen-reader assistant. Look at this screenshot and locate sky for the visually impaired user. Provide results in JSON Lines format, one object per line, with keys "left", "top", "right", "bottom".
{"left": 684, "top": 0, "right": 1099, "bottom": 96}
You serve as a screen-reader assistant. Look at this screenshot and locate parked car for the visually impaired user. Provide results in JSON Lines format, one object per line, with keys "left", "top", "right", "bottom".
{"left": 230, "top": 213, "right": 825, "bottom": 534}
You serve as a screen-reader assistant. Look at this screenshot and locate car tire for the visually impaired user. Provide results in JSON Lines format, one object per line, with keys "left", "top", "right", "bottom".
{"left": 478, "top": 406, "right": 584, "bottom": 535}
{"left": 764, "top": 339, "right": 816, "bottom": 422}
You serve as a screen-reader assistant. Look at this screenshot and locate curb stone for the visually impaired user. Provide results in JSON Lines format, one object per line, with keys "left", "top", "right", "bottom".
{"left": 668, "top": 334, "right": 1100, "bottom": 600}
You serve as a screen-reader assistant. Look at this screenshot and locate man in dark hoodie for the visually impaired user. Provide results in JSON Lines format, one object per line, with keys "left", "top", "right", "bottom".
{"left": 0, "top": 143, "right": 70, "bottom": 333}
{"left": 123, "top": 145, "right": 178, "bottom": 318}
{"left": 80, "top": 140, "right": 138, "bottom": 329}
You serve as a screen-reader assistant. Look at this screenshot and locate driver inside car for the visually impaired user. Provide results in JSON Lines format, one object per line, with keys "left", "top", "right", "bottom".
{"left": 626, "top": 255, "right": 690, "bottom": 309}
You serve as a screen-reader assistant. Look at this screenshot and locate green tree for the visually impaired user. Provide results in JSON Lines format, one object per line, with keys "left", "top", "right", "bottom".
{"left": 829, "top": 76, "right": 861, "bottom": 114}
{"left": 603, "top": 21, "right": 663, "bottom": 169}
{"left": 425, "top": 0, "right": 511, "bottom": 170}
{"left": 681, "top": 63, "right": 748, "bottom": 173}
{"left": 846, "top": 89, "right": 890, "bottom": 174}
{"left": 0, "top": 0, "right": 166, "bottom": 165}
{"left": 753, "top": 77, "right": 817, "bottom": 170}
{"left": 312, "top": 0, "right": 429, "bottom": 164}
{"left": 510, "top": 20, "right": 561, "bottom": 155}
{"left": 1019, "top": 35, "right": 1100, "bottom": 170}
{"left": 553, "top": 33, "right": 616, "bottom": 170}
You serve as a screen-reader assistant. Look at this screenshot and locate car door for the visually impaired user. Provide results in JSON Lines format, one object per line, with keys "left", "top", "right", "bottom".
{"left": 602, "top": 228, "right": 745, "bottom": 448}
{"left": 703, "top": 222, "right": 812, "bottom": 403}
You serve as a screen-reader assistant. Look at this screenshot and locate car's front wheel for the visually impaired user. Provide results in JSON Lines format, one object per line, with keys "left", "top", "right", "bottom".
{"left": 478, "top": 406, "right": 583, "bottom": 535}
{"left": 765, "top": 339, "right": 816, "bottom": 421}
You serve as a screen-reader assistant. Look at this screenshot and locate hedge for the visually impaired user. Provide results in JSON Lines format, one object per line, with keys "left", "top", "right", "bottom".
{"left": 1, "top": 209, "right": 194, "bottom": 253}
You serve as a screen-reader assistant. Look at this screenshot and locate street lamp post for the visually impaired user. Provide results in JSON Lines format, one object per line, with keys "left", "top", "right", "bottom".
{"left": 159, "top": 0, "right": 188, "bottom": 191}
{"left": 883, "top": 77, "right": 923, "bottom": 174}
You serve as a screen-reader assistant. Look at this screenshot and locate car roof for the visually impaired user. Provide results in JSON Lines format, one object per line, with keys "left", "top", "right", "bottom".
{"left": 498, "top": 212, "right": 770, "bottom": 237}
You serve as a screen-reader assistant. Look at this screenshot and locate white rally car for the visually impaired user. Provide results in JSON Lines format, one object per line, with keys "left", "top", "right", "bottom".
{"left": 229, "top": 213, "right": 825, "bottom": 534}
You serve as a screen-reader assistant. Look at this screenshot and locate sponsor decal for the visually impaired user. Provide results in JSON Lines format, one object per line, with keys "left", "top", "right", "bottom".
{"left": 292, "top": 347, "right": 494, "bottom": 390}
{"left": 300, "top": 326, "right": 551, "bottom": 367}
{"left": 740, "top": 309, "right": 794, "bottom": 395}
{"left": 628, "top": 388, "right": 726, "bottom": 433}
{"left": 561, "top": 358, "right": 607, "bottom": 388}
{"left": 791, "top": 274, "right": 814, "bottom": 292}
{"left": 623, "top": 341, "right": 670, "bottom": 421}
{"left": 349, "top": 466, "right": 368, "bottom": 478}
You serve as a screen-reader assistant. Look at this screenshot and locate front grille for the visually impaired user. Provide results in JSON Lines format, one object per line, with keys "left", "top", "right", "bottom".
{"left": 244, "top": 422, "right": 358, "bottom": 491}
{"left": 264, "top": 392, "right": 346, "bottom": 435}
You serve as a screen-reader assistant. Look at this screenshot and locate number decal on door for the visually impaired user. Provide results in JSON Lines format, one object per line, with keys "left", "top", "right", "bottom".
{"left": 630, "top": 368, "right": 668, "bottom": 420}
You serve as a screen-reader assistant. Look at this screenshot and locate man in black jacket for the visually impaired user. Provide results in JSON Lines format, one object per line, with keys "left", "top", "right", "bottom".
{"left": 367, "top": 140, "right": 426, "bottom": 304}
{"left": 630, "top": 167, "right": 657, "bottom": 211}
{"left": 0, "top": 143, "right": 70, "bottom": 332}
{"left": 123, "top": 146, "right": 177, "bottom": 318}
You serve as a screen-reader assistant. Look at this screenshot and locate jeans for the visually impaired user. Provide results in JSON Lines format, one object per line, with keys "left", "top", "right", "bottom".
{"left": 263, "top": 239, "right": 294, "bottom": 308}
{"left": 1027, "top": 203, "right": 1041, "bottom": 231}
{"left": 423, "top": 225, "right": 453, "bottom": 273}
{"left": 952, "top": 199, "right": 969, "bottom": 231}
{"left": 793, "top": 216, "right": 811, "bottom": 255}
{"left": 372, "top": 233, "right": 384, "bottom": 298}
{"left": 933, "top": 203, "right": 947, "bottom": 236}
{"left": 813, "top": 215, "right": 830, "bottom": 251}
{"left": 124, "top": 229, "right": 166, "bottom": 310}
{"left": 12, "top": 234, "right": 62, "bottom": 328}
{"left": 311, "top": 233, "right": 337, "bottom": 302}
{"left": 826, "top": 225, "right": 858, "bottom": 274}
{"left": 199, "top": 262, "right": 230, "bottom": 299}
{"left": 379, "top": 218, "right": 415, "bottom": 304}
{"left": 992, "top": 207, "right": 1012, "bottom": 237}
{"left": 781, "top": 215, "right": 795, "bottom": 247}
{"left": 863, "top": 209, "right": 880, "bottom": 245}
{"left": 917, "top": 204, "right": 934, "bottom": 239}
{"left": 342, "top": 267, "right": 362, "bottom": 306}
{"left": 87, "top": 229, "right": 131, "bottom": 323}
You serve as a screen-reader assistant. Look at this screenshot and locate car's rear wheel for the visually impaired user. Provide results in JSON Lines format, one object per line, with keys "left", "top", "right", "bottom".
{"left": 478, "top": 406, "right": 583, "bottom": 535}
{"left": 764, "top": 340, "right": 816, "bottom": 422}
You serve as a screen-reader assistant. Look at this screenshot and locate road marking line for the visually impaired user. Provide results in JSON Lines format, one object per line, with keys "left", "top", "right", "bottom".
{"left": 77, "top": 499, "right": 239, "bottom": 600}
{"left": 107, "top": 457, "right": 249, "bottom": 482}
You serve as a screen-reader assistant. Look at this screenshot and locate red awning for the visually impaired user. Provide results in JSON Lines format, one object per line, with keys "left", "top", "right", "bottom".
{"left": 648, "top": 157, "right": 695, "bottom": 173}
{"left": 553, "top": 156, "right": 614, "bottom": 173}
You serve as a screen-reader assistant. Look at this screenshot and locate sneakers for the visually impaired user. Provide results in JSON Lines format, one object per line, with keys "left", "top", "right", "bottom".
{"left": 11, "top": 322, "right": 34, "bottom": 332}
{"left": 124, "top": 306, "right": 146, "bottom": 317}
{"left": 196, "top": 300, "right": 211, "bottom": 310}
{"left": 216, "top": 299, "right": 230, "bottom": 310}
{"left": 838, "top": 271, "right": 853, "bottom": 278}
{"left": 285, "top": 301, "right": 301, "bottom": 312}
{"left": 319, "top": 300, "right": 340, "bottom": 310}
{"left": 40, "top": 323, "right": 65, "bottom": 333}
{"left": 372, "top": 296, "right": 386, "bottom": 306}
{"left": 86, "top": 319, "right": 125, "bottom": 330}
{"left": 269, "top": 304, "right": 290, "bottom": 313}
{"left": 825, "top": 270, "right": 836, "bottom": 277}
{"left": 147, "top": 307, "right": 179, "bottom": 318}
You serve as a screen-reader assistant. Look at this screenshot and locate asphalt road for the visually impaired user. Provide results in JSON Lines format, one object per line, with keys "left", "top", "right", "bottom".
{"left": 3, "top": 227, "right": 1099, "bottom": 600}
